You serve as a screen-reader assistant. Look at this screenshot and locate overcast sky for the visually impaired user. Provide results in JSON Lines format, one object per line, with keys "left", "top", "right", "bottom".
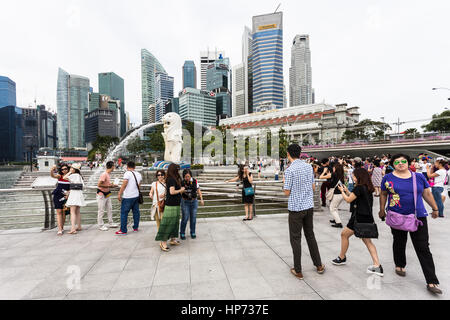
{"left": 1, "top": 0, "right": 449, "bottom": 132}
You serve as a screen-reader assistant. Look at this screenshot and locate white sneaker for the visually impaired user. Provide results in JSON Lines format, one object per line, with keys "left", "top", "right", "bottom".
{"left": 99, "top": 225, "right": 109, "bottom": 231}
{"left": 108, "top": 223, "right": 119, "bottom": 228}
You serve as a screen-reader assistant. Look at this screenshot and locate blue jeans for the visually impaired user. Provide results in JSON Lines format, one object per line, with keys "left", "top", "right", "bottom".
{"left": 348, "top": 183, "right": 354, "bottom": 193}
{"left": 180, "top": 199, "right": 198, "bottom": 236}
{"left": 120, "top": 197, "right": 140, "bottom": 233}
{"left": 431, "top": 187, "right": 444, "bottom": 217}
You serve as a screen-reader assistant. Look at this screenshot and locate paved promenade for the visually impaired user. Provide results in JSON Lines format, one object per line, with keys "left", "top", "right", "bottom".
{"left": 1, "top": 201, "right": 449, "bottom": 300}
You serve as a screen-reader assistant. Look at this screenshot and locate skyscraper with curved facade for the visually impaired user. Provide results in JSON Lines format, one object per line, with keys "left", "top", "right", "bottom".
{"left": 57, "top": 68, "right": 90, "bottom": 149}
{"left": 182, "top": 61, "right": 197, "bottom": 89}
{"left": 252, "top": 12, "right": 283, "bottom": 111}
{"left": 290, "top": 34, "right": 314, "bottom": 106}
{"left": 141, "top": 49, "right": 166, "bottom": 124}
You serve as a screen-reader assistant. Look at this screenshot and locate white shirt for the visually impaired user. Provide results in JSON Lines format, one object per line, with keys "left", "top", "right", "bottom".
{"left": 151, "top": 181, "right": 166, "bottom": 205}
{"left": 122, "top": 170, "right": 142, "bottom": 199}
{"left": 433, "top": 169, "right": 447, "bottom": 188}
{"left": 419, "top": 162, "right": 430, "bottom": 173}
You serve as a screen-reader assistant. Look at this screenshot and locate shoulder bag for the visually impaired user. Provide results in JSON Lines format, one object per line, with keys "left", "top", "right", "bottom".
{"left": 131, "top": 171, "right": 144, "bottom": 204}
{"left": 385, "top": 172, "right": 423, "bottom": 232}
{"left": 156, "top": 182, "right": 165, "bottom": 213}
{"left": 354, "top": 186, "right": 378, "bottom": 239}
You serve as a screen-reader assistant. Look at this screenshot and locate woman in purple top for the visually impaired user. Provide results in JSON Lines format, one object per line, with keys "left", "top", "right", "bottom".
{"left": 379, "top": 154, "right": 442, "bottom": 294}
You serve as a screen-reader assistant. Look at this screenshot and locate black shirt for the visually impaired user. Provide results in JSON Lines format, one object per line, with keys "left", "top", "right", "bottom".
{"left": 166, "top": 177, "right": 181, "bottom": 206}
{"left": 351, "top": 185, "right": 374, "bottom": 222}
{"left": 330, "top": 173, "right": 344, "bottom": 194}
{"left": 181, "top": 179, "right": 198, "bottom": 200}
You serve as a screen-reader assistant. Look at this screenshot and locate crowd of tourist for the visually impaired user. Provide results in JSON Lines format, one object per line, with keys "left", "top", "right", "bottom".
{"left": 49, "top": 149, "right": 446, "bottom": 295}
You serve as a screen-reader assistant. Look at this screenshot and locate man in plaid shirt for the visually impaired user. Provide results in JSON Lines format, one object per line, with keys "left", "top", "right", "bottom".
{"left": 283, "top": 144, "right": 325, "bottom": 280}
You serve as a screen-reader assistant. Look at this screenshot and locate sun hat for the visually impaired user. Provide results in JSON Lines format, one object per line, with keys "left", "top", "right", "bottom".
{"left": 71, "top": 163, "right": 81, "bottom": 170}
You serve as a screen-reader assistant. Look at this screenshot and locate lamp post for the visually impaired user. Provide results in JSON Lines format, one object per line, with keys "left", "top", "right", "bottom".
{"left": 432, "top": 87, "right": 450, "bottom": 101}
{"left": 380, "top": 117, "right": 386, "bottom": 141}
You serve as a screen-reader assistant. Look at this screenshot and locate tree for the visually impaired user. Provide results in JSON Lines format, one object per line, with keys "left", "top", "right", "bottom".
{"left": 279, "top": 128, "right": 289, "bottom": 159}
{"left": 88, "top": 135, "right": 119, "bottom": 160}
{"left": 404, "top": 128, "right": 419, "bottom": 139}
{"left": 422, "top": 110, "right": 450, "bottom": 133}
{"left": 341, "top": 119, "right": 391, "bottom": 142}
{"left": 126, "top": 136, "right": 147, "bottom": 155}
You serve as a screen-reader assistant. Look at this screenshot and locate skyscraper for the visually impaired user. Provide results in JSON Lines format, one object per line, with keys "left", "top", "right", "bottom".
{"left": 183, "top": 61, "right": 197, "bottom": 89}
{"left": 179, "top": 88, "right": 216, "bottom": 127}
{"left": 200, "top": 49, "right": 225, "bottom": 91}
{"left": 155, "top": 72, "right": 174, "bottom": 122}
{"left": 232, "top": 63, "right": 246, "bottom": 117}
{"left": 57, "top": 68, "right": 90, "bottom": 149}
{"left": 243, "top": 26, "right": 253, "bottom": 114}
{"left": 141, "top": 49, "right": 167, "bottom": 124}
{"left": 0, "top": 76, "right": 16, "bottom": 108}
{"left": 206, "top": 55, "right": 232, "bottom": 120}
{"left": 252, "top": 12, "right": 284, "bottom": 110}
{"left": 290, "top": 34, "right": 313, "bottom": 106}
{"left": 99, "top": 72, "right": 126, "bottom": 136}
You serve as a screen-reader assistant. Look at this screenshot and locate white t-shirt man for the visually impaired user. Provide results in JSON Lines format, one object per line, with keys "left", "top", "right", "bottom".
{"left": 419, "top": 162, "right": 431, "bottom": 173}
{"left": 433, "top": 169, "right": 447, "bottom": 188}
{"left": 122, "top": 170, "right": 142, "bottom": 199}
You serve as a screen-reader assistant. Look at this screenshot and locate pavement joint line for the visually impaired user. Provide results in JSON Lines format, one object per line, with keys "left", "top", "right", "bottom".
{"left": 208, "top": 220, "right": 237, "bottom": 300}
{"left": 242, "top": 216, "right": 326, "bottom": 300}
{"left": 106, "top": 238, "right": 141, "bottom": 299}
{"left": 148, "top": 236, "right": 164, "bottom": 298}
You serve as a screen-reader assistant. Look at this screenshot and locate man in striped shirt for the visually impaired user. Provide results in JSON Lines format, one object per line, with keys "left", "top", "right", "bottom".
{"left": 283, "top": 144, "right": 325, "bottom": 280}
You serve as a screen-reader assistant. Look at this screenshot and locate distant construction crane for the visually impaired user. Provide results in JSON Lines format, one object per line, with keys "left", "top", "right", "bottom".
{"left": 274, "top": 3, "right": 281, "bottom": 13}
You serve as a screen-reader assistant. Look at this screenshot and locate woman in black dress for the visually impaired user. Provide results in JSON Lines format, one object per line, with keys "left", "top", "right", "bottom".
{"left": 226, "top": 164, "right": 255, "bottom": 221}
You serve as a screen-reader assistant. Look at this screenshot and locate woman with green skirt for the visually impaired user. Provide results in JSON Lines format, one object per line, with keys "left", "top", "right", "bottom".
{"left": 156, "top": 163, "right": 185, "bottom": 252}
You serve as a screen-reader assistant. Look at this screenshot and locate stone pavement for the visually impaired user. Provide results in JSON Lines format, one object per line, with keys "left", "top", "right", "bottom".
{"left": 0, "top": 200, "right": 449, "bottom": 300}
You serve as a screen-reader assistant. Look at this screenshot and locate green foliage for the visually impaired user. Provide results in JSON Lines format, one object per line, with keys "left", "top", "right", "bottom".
{"left": 341, "top": 119, "right": 391, "bottom": 142}
{"left": 404, "top": 128, "right": 419, "bottom": 138}
{"left": 279, "top": 128, "right": 289, "bottom": 159}
{"left": 422, "top": 110, "right": 450, "bottom": 132}
{"left": 146, "top": 124, "right": 165, "bottom": 152}
{"left": 88, "top": 135, "right": 119, "bottom": 160}
{"left": 126, "top": 136, "right": 148, "bottom": 155}
{"left": 190, "top": 164, "right": 204, "bottom": 170}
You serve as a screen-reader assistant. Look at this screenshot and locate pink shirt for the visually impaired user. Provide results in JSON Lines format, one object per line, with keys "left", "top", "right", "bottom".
{"left": 98, "top": 171, "right": 111, "bottom": 193}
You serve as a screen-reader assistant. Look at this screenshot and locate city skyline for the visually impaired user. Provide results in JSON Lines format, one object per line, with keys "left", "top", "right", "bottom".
{"left": 1, "top": 0, "right": 449, "bottom": 131}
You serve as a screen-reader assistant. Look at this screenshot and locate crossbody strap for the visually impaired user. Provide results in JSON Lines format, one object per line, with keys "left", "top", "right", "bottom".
{"left": 156, "top": 182, "right": 159, "bottom": 202}
{"left": 412, "top": 171, "right": 417, "bottom": 216}
{"left": 131, "top": 171, "right": 140, "bottom": 193}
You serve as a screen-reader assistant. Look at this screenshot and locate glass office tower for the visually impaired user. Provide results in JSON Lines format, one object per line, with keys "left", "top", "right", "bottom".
{"left": 57, "top": 68, "right": 90, "bottom": 149}
{"left": 183, "top": 61, "right": 197, "bottom": 89}
{"left": 155, "top": 72, "right": 174, "bottom": 122}
{"left": 141, "top": 49, "right": 167, "bottom": 124}
{"left": 0, "top": 76, "right": 16, "bottom": 108}
{"left": 290, "top": 34, "right": 313, "bottom": 106}
{"left": 99, "top": 72, "right": 125, "bottom": 136}
{"left": 206, "top": 55, "right": 232, "bottom": 120}
{"left": 252, "top": 12, "right": 284, "bottom": 110}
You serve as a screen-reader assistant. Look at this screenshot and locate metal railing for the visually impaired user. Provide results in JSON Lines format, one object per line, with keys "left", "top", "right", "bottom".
{"left": 0, "top": 179, "right": 297, "bottom": 231}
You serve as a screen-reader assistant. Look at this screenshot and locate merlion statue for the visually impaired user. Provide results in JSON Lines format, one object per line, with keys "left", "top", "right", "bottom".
{"left": 162, "top": 112, "right": 183, "bottom": 163}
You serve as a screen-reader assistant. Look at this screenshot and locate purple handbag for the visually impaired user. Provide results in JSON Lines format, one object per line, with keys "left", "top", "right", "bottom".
{"left": 386, "top": 172, "right": 423, "bottom": 232}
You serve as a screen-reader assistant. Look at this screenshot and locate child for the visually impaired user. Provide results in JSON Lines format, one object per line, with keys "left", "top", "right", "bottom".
{"left": 332, "top": 168, "right": 383, "bottom": 276}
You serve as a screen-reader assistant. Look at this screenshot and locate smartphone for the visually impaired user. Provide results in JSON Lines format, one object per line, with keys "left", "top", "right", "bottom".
{"left": 337, "top": 180, "right": 343, "bottom": 187}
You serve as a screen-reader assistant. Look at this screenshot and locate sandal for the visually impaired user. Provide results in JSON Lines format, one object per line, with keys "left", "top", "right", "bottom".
{"left": 160, "top": 243, "right": 170, "bottom": 252}
{"left": 68, "top": 230, "right": 77, "bottom": 234}
{"left": 57, "top": 231, "right": 63, "bottom": 236}
{"left": 169, "top": 240, "right": 181, "bottom": 246}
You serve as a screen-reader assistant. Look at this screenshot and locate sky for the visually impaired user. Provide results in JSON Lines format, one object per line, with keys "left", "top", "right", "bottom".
{"left": 1, "top": 0, "right": 449, "bottom": 133}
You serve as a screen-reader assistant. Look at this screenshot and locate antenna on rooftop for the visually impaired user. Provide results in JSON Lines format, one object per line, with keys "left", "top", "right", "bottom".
{"left": 274, "top": 3, "right": 281, "bottom": 13}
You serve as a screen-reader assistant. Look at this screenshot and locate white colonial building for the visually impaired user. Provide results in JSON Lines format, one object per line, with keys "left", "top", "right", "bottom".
{"left": 219, "top": 103, "right": 360, "bottom": 145}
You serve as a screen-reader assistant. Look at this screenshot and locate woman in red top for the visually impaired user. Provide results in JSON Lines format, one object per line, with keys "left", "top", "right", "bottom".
{"left": 409, "top": 158, "right": 417, "bottom": 172}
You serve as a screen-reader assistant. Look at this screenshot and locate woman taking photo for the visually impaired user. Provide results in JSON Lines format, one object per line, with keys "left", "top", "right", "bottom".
{"left": 50, "top": 164, "right": 70, "bottom": 235}
{"left": 63, "top": 163, "right": 86, "bottom": 234}
{"left": 226, "top": 164, "right": 254, "bottom": 221}
{"left": 155, "top": 164, "right": 184, "bottom": 252}
{"left": 320, "top": 163, "right": 345, "bottom": 228}
{"left": 149, "top": 170, "right": 166, "bottom": 230}
{"left": 333, "top": 168, "right": 383, "bottom": 276}
{"left": 379, "top": 154, "right": 442, "bottom": 294}
{"left": 180, "top": 169, "right": 204, "bottom": 240}
{"left": 427, "top": 158, "right": 447, "bottom": 218}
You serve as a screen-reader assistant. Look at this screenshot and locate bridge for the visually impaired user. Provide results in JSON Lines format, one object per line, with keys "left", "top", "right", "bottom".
{"left": 303, "top": 137, "right": 450, "bottom": 159}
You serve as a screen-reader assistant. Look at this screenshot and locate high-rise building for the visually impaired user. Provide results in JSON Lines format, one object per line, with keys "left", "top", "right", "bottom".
{"left": 243, "top": 26, "right": 253, "bottom": 114}
{"left": 155, "top": 72, "right": 174, "bottom": 122}
{"left": 232, "top": 63, "right": 246, "bottom": 117}
{"left": 0, "top": 106, "right": 23, "bottom": 161}
{"left": 37, "top": 105, "right": 57, "bottom": 149}
{"left": 165, "top": 97, "right": 179, "bottom": 115}
{"left": 0, "top": 76, "right": 16, "bottom": 108}
{"left": 141, "top": 49, "right": 167, "bottom": 124}
{"left": 200, "top": 49, "right": 225, "bottom": 91}
{"left": 85, "top": 109, "right": 118, "bottom": 146}
{"left": 89, "top": 92, "right": 100, "bottom": 112}
{"left": 148, "top": 104, "right": 156, "bottom": 124}
{"left": 206, "top": 55, "right": 232, "bottom": 121}
{"left": 179, "top": 88, "right": 216, "bottom": 127}
{"left": 290, "top": 34, "right": 313, "bottom": 106}
{"left": 99, "top": 72, "right": 126, "bottom": 136}
{"left": 252, "top": 12, "right": 284, "bottom": 110}
{"left": 56, "top": 68, "right": 90, "bottom": 149}
{"left": 182, "top": 61, "right": 197, "bottom": 89}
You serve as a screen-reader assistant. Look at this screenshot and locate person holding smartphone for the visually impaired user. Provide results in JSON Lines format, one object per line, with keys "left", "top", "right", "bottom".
{"left": 320, "top": 163, "right": 345, "bottom": 228}
{"left": 226, "top": 164, "right": 254, "bottom": 221}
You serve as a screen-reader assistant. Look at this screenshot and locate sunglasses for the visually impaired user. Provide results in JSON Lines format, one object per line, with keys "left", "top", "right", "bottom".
{"left": 157, "top": 174, "right": 165, "bottom": 177}
{"left": 62, "top": 168, "right": 69, "bottom": 170}
{"left": 393, "top": 159, "right": 408, "bottom": 165}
